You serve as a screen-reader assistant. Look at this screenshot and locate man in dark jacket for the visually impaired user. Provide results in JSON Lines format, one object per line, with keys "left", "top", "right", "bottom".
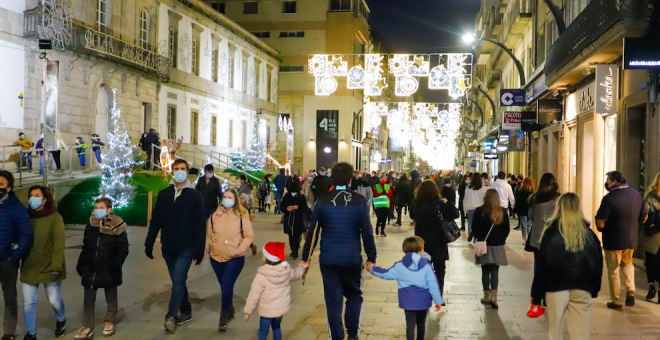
{"left": 301, "top": 162, "right": 376, "bottom": 340}
{"left": 144, "top": 129, "right": 160, "bottom": 170}
{"left": 0, "top": 170, "right": 33, "bottom": 340}
{"left": 145, "top": 159, "right": 206, "bottom": 332}
{"left": 596, "top": 171, "right": 648, "bottom": 309}
{"left": 273, "top": 168, "right": 288, "bottom": 214}
{"left": 440, "top": 177, "right": 456, "bottom": 206}
{"left": 311, "top": 167, "right": 332, "bottom": 201}
{"left": 195, "top": 164, "right": 223, "bottom": 218}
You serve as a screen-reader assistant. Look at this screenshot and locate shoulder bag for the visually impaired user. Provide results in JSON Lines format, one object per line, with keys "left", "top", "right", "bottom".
{"left": 211, "top": 213, "right": 244, "bottom": 240}
{"left": 474, "top": 224, "right": 494, "bottom": 257}
{"left": 438, "top": 202, "right": 461, "bottom": 243}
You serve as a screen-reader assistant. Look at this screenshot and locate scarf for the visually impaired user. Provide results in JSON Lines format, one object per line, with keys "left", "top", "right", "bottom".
{"left": 610, "top": 183, "right": 629, "bottom": 191}
{"left": 28, "top": 205, "right": 58, "bottom": 218}
{"left": 89, "top": 212, "right": 127, "bottom": 235}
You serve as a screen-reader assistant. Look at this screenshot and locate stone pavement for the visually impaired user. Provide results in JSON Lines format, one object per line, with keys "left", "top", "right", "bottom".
{"left": 2, "top": 210, "right": 660, "bottom": 339}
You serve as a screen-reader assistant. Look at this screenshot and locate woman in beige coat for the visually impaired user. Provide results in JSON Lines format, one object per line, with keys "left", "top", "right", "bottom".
{"left": 206, "top": 188, "right": 255, "bottom": 332}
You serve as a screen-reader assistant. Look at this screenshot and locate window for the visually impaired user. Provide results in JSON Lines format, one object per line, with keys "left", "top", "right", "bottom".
{"left": 228, "top": 55, "right": 234, "bottom": 87}
{"left": 243, "top": 1, "right": 258, "bottom": 14}
{"left": 169, "top": 28, "right": 178, "bottom": 67}
{"left": 211, "top": 116, "right": 218, "bottom": 145}
{"left": 329, "top": 0, "right": 351, "bottom": 11}
{"left": 280, "top": 65, "right": 304, "bottom": 72}
{"left": 97, "top": 0, "right": 109, "bottom": 31}
{"left": 139, "top": 10, "right": 149, "bottom": 50}
{"left": 252, "top": 31, "right": 270, "bottom": 38}
{"left": 267, "top": 70, "right": 272, "bottom": 101}
{"left": 241, "top": 121, "right": 248, "bottom": 149}
{"left": 192, "top": 38, "right": 198, "bottom": 75}
{"left": 212, "top": 48, "right": 219, "bottom": 82}
{"left": 167, "top": 107, "right": 177, "bottom": 139}
{"left": 210, "top": 2, "right": 225, "bottom": 13}
{"left": 190, "top": 110, "right": 199, "bottom": 144}
{"left": 279, "top": 31, "right": 304, "bottom": 38}
{"left": 228, "top": 120, "right": 234, "bottom": 147}
{"left": 282, "top": 1, "right": 296, "bottom": 13}
{"left": 255, "top": 64, "right": 260, "bottom": 97}
{"left": 242, "top": 56, "right": 248, "bottom": 93}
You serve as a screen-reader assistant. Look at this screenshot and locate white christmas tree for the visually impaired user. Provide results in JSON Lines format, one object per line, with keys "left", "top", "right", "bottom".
{"left": 247, "top": 120, "right": 266, "bottom": 171}
{"left": 230, "top": 149, "right": 246, "bottom": 171}
{"left": 98, "top": 89, "right": 143, "bottom": 208}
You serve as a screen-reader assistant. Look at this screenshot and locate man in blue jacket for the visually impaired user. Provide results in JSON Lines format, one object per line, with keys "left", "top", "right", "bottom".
{"left": 301, "top": 162, "right": 377, "bottom": 340}
{"left": 145, "top": 159, "right": 206, "bottom": 333}
{"left": 0, "top": 170, "right": 33, "bottom": 340}
{"left": 273, "top": 168, "right": 288, "bottom": 214}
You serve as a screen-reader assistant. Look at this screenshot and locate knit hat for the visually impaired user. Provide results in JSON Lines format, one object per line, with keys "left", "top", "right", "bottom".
{"left": 240, "top": 193, "right": 251, "bottom": 202}
{"left": 263, "top": 242, "right": 287, "bottom": 266}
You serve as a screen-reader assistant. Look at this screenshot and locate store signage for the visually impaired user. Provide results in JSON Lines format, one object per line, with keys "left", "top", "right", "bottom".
{"left": 470, "top": 160, "right": 477, "bottom": 168}
{"left": 509, "top": 130, "right": 525, "bottom": 151}
{"left": 484, "top": 153, "right": 498, "bottom": 160}
{"left": 521, "top": 111, "right": 541, "bottom": 131}
{"left": 502, "top": 111, "right": 521, "bottom": 130}
{"left": 575, "top": 83, "right": 595, "bottom": 113}
{"left": 462, "top": 130, "right": 477, "bottom": 140}
{"left": 538, "top": 99, "right": 563, "bottom": 124}
{"left": 595, "top": 64, "right": 618, "bottom": 114}
{"left": 483, "top": 140, "right": 496, "bottom": 151}
{"left": 500, "top": 89, "right": 526, "bottom": 106}
{"left": 623, "top": 37, "right": 660, "bottom": 70}
{"left": 317, "top": 110, "right": 339, "bottom": 139}
{"left": 525, "top": 74, "right": 547, "bottom": 104}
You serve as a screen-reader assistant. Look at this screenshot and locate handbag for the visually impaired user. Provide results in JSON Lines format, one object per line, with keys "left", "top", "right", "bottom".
{"left": 474, "top": 224, "right": 494, "bottom": 257}
{"left": 439, "top": 202, "right": 461, "bottom": 243}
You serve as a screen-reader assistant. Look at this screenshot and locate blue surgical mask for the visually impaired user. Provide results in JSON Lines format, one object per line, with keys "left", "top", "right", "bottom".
{"left": 308, "top": 177, "right": 313, "bottom": 181}
{"left": 94, "top": 209, "right": 107, "bottom": 219}
{"left": 173, "top": 170, "right": 187, "bottom": 183}
{"left": 206, "top": 173, "right": 214, "bottom": 179}
{"left": 28, "top": 197, "right": 43, "bottom": 210}
{"left": 222, "top": 198, "right": 235, "bottom": 208}
{"left": 465, "top": 180, "right": 470, "bottom": 184}
{"left": 321, "top": 172, "right": 326, "bottom": 176}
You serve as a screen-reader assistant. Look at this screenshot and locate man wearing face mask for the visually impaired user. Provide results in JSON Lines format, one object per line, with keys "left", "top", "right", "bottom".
{"left": 145, "top": 159, "right": 206, "bottom": 332}
{"left": 596, "top": 171, "right": 648, "bottom": 309}
{"left": 311, "top": 167, "right": 332, "bottom": 202}
{"left": 0, "top": 170, "right": 33, "bottom": 340}
{"left": 195, "top": 164, "right": 223, "bottom": 218}
{"left": 14, "top": 132, "right": 34, "bottom": 172}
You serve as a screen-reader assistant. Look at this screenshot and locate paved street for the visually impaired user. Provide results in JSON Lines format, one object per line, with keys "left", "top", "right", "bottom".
{"left": 2, "top": 210, "right": 660, "bottom": 340}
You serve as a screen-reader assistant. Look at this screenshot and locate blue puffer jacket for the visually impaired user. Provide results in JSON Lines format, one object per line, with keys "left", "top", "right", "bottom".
{"left": 302, "top": 188, "right": 376, "bottom": 266}
{"left": 0, "top": 194, "right": 33, "bottom": 265}
{"left": 371, "top": 252, "right": 443, "bottom": 310}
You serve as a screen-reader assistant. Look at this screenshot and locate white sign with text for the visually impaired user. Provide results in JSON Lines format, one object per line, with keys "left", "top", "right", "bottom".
{"left": 595, "top": 64, "right": 619, "bottom": 115}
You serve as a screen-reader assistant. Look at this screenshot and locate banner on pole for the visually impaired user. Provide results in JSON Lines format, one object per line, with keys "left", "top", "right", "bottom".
{"left": 43, "top": 60, "right": 59, "bottom": 151}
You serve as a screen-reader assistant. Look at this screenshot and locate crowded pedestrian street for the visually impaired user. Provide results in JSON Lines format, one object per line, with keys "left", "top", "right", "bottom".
{"left": 0, "top": 210, "right": 658, "bottom": 340}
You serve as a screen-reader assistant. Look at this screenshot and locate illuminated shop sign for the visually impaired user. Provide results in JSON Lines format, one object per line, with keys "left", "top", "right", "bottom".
{"left": 595, "top": 64, "right": 618, "bottom": 115}
{"left": 623, "top": 38, "right": 660, "bottom": 70}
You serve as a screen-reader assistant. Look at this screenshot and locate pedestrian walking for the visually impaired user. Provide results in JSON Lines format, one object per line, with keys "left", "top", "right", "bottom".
{"left": 257, "top": 175, "right": 273, "bottom": 212}
{"left": 0, "top": 170, "right": 33, "bottom": 340}
{"left": 300, "top": 162, "right": 377, "bottom": 340}
{"left": 301, "top": 173, "right": 315, "bottom": 211}
{"left": 22, "top": 185, "right": 67, "bottom": 339}
{"left": 74, "top": 198, "right": 129, "bottom": 339}
{"left": 280, "top": 178, "right": 309, "bottom": 260}
{"left": 490, "top": 171, "right": 516, "bottom": 216}
{"left": 206, "top": 188, "right": 255, "bottom": 332}
{"left": 458, "top": 174, "right": 470, "bottom": 231}
{"left": 351, "top": 171, "right": 373, "bottom": 208}
{"left": 143, "top": 129, "right": 160, "bottom": 170}
{"left": 527, "top": 173, "right": 561, "bottom": 252}
{"left": 440, "top": 178, "right": 456, "bottom": 206}
{"left": 641, "top": 173, "right": 660, "bottom": 302}
{"left": 531, "top": 193, "right": 603, "bottom": 340}
{"left": 14, "top": 132, "right": 33, "bottom": 172}
{"left": 195, "top": 164, "right": 224, "bottom": 218}
{"left": 481, "top": 173, "right": 490, "bottom": 187}
{"left": 394, "top": 175, "right": 412, "bottom": 226}
{"left": 411, "top": 180, "right": 459, "bottom": 301}
{"left": 91, "top": 134, "right": 105, "bottom": 165}
{"left": 514, "top": 177, "right": 535, "bottom": 241}
{"left": 473, "top": 189, "right": 510, "bottom": 309}
{"left": 244, "top": 242, "right": 307, "bottom": 340}
{"left": 386, "top": 172, "right": 398, "bottom": 225}
{"left": 73, "top": 137, "right": 87, "bottom": 168}
{"left": 145, "top": 159, "right": 206, "bottom": 333}
{"left": 138, "top": 132, "right": 148, "bottom": 152}
{"left": 366, "top": 236, "right": 443, "bottom": 340}
{"left": 273, "top": 169, "right": 287, "bottom": 214}
{"left": 311, "top": 167, "right": 332, "bottom": 201}
{"left": 463, "top": 172, "right": 487, "bottom": 239}
{"left": 596, "top": 171, "right": 648, "bottom": 309}
{"left": 373, "top": 174, "right": 393, "bottom": 237}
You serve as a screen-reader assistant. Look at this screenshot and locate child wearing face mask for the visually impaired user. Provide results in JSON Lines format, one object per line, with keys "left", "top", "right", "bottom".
{"left": 73, "top": 137, "right": 88, "bottom": 168}
{"left": 74, "top": 198, "right": 128, "bottom": 339}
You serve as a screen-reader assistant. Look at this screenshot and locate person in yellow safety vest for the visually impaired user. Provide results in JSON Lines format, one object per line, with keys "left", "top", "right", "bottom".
{"left": 73, "top": 137, "right": 88, "bottom": 168}
{"left": 373, "top": 175, "right": 393, "bottom": 237}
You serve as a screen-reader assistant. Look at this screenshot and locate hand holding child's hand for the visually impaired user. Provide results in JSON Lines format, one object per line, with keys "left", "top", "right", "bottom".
{"left": 364, "top": 262, "right": 373, "bottom": 271}
{"left": 434, "top": 304, "right": 441, "bottom": 312}
{"left": 244, "top": 313, "right": 250, "bottom": 321}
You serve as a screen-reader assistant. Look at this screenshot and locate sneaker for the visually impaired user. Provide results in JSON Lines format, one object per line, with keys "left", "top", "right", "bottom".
{"left": 22, "top": 335, "right": 36, "bottom": 340}
{"left": 55, "top": 320, "right": 66, "bottom": 337}
{"left": 176, "top": 314, "right": 192, "bottom": 325}
{"left": 102, "top": 322, "right": 115, "bottom": 336}
{"left": 626, "top": 294, "right": 635, "bottom": 307}
{"left": 250, "top": 244, "right": 257, "bottom": 256}
{"left": 164, "top": 316, "right": 177, "bottom": 333}
{"left": 380, "top": 233, "right": 387, "bottom": 237}
{"left": 2, "top": 335, "right": 16, "bottom": 340}
{"left": 606, "top": 302, "right": 623, "bottom": 310}
{"left": 74, "top": 327, "right": 93, "bottom": 339}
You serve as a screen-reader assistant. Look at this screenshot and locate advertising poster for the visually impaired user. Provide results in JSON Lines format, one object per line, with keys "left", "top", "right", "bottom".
{"left": 509, "top": 130, "right": 525, "bottom": 151}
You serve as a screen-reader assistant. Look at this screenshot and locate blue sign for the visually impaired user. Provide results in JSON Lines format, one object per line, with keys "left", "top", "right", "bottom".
{"left": 500, "top": 89, "right": 526, "bottom": 106}
{"left": 483, "top": 140, "right": 496, "bottom": 151}
{"left": 470, "top": 160, "right": 477, "bottom": 168}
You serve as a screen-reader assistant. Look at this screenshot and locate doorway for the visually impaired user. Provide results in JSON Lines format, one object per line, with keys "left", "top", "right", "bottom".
{"left": 580, "top": 120, "right": 594, "bottom": 223}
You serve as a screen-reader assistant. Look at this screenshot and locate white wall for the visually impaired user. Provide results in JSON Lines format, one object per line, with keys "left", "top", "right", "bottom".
{"left": 0, "top": 41, "right": 25, "bottom": 129}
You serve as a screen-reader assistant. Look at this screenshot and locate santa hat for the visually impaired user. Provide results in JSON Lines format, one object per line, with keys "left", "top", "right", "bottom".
{"left": 263, "top": 242, "right": 287, "bottom": 267}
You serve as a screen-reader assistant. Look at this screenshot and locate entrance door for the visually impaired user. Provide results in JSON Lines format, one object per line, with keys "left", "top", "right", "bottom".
{"left": 580, "top": 120, "right": 594, "bottom": 223}
{"left": 95, "top": 88, "right": 109, "bottom": 140}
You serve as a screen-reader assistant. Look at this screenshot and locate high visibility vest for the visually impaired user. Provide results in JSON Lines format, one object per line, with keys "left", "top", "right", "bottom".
{"left": 373, "top": 184, "right": 390, "bottom": 208}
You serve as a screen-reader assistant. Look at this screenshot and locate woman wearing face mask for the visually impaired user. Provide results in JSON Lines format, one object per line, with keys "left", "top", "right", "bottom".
{"left": 22, "top": 185, "right": 67, "bottom": 340}
{"left": 206, "top": 188, "right": 255, "bottom": 332}
{"left": 280, "top": 177, "right": 310, "bottom": 260}
{"left": 301, "top": 172, "right": 315, "bottom": 211}
{"left": 74, "top": 198, "right": 128, "bottom": 339}
{"left": 463, "top": 172, "right": 488, "bottom": 240}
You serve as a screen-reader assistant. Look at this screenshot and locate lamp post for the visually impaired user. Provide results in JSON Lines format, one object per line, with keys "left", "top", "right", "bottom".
{"left": 463, "top": 33, "right": 526, "bottom": 86}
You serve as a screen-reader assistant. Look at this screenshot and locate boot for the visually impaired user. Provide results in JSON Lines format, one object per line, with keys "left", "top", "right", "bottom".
{"left": 227, "top": 304, "right": 236, "bottom": 323}
{"left": 218, "top": 311, "right": 228, "bottom": 332}
{"left": 646, "top": 283, "right": 656, "bottom": 301}
{"left": 490, "top": 290, "right": 499, "bottom": 309}
{"left": 480, "top": 290, "right": 491, "bottom": 305}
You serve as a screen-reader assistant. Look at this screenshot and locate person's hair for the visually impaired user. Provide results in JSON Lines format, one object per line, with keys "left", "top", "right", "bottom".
{"left": 415, "top": 180, "right": 440, "bottom": 201}
{"left": 0, "top": 170, "right": 15, "bottom": 189}
{"left": 286, "top": 176, "right": 300, "bottom": 193}
{"left": 265, "top": 259, "right": 282, "bottom": 266}
{"left": 386, "top": 172, "right": 395, "bottom": 184}
{"left": 240, "top": 175, "right": 247, "bottom": 181}
{"left": 399, "top": 174, "right": 408, "bottom": 182}
{"left": 468, "top": 172, "right": 483, "bottom": 190}
{"left": 521, "top": 177, "right": 535, "bottom": 192}
{"left": 482, "top": 189, "right": 503, "bottom": 225}
{"left": 497, "top": 171, "right": 506, "bottom": 179}
{"left": 28, "top": 185, "right": 55, "bottom": 209}
{"left": 172, "top": 158, "right": 189, "bottom": 171}
{"left": 204, "top": 164, "right": 214, "bottom": 171}
{"left": 529, "top": 172, "right": 558, "bottom": 204}
{"left": 648, "top": 173, "right": 660, "bottom": 195}
{"left": 544, "top": 193, "right": 587, "bottom": 252}
{"left": 606, "top": 171, "right": 626, "bottom": 185}
{"left": 95, "top": 197, "right": 113, "bottom": 209}
{"left": 76, "top": 136, "right": 83, "bottom": 141}
{"left": 481, "top": 173, "right": 488, "bottom": 179}
{"left": 226, "top": 188, "right": 248, "bottom": 217}
{"left": 149, "top": 128, "right": 155, "bottom": 133}
{"left": 19, "top": 132, "right": 25, "bottom": 136}
{"left": 279, "top": 168, "right": 285, "bottom": 174}
{"left": 331, "top": 162, "right": 353, "bottom": 186}
{"left": 460, "top": 174, "right": 468, "bottom": 186}
{"left": 402, "top": 236, "right": 424, "bottom": 253}
{"left": 518, "top": 174, "right": 523, "bottom": 181}
{"left": 443, "top": 178, "right": 450, "bottom": 184}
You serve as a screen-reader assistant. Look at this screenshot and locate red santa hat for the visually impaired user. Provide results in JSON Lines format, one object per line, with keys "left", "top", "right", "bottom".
{"left": 263, "top": 242, "right": 287, "bottom": 266}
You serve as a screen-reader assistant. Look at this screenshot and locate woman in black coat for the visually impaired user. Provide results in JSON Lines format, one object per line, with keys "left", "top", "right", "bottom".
{"left": 458, "top": 174, "right": 470, "bottom": 231}
{"left": 395, "top": 175, "right": 412, "bottom": 220}
{"left": 280, "top": 177, "right": 310, "bottom": 259}
{"left": 411, "top": 180, "right": 459, "bottom": 300}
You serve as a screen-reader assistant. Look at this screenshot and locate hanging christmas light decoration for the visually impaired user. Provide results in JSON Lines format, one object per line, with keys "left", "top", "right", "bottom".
{"left": 429, "top": 54, "right": 473, "bottom": 98}
{"left": 347, "top": 54, "right": 388, "bottom": 96}
{"left": 389, "top": 54, "right": 430, "bottom": 96}
{"left": 308, "top": 54, "right": 348, "bottom": 95}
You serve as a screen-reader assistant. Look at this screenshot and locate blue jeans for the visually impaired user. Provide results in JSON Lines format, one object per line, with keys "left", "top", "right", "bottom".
{"left": 39, "top": 155, "right": 43, "bottom": 173}
{"left": 22, "top": 281, "right": 66, "bottom": 335}
{"left": 78, "top": 154, "right": 86, "bottom": 167}
{"left": 276, "top": 191, "right": 283, "bottom": 213}
{"left": 258, "top": 316, "right": 282, "bottom": 340}
{"left": 161, "top": 249, "right": 194, "bottom": 319}
{"left": 94, "top": 149, "right": 102, "bottom": 164}
{"left": 210, "top": 257, "right": 245, "bottom": 312}
{"left": 520, "top": 216, "right": 532, "bottom": 240}
{"left": 467, "top": 209, "right": 476, "bottom": 236}
{"left": 19, "top": 152, "right": 32, "bottom": 169}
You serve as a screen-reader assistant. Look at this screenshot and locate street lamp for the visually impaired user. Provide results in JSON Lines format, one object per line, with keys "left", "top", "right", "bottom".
{"left": 463, "top": 32, "right": 526, "bottom": 86}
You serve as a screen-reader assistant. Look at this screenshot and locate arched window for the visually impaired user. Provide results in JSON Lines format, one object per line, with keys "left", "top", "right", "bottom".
{"left": 140, "top": 10, "right": 149, "bottom": 49}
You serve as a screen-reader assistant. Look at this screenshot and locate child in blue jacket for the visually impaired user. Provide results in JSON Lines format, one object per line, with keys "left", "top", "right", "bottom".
{"left": 366, "top": 236, "right": 443, "bottom": 340}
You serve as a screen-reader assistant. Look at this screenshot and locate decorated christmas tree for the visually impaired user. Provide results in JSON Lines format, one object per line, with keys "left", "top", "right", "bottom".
{"left": 247, "top": 121, "right": 266, "bottom": 171}
{"left": 98, "top": 89, "right": 144, "bottom": 208}
{"left": 230, "top": 149, "right": 246, "bottom": 170}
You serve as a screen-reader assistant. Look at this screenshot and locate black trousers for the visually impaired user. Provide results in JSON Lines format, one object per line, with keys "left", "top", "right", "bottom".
{"left": 0, "top": 260, "right": 18, "bottom": 335}
{"left": 288, "top": 231, "right": 302, "bottom": 258}
{"left": 375, "top": 208, "right": 389, "bottom": 234}
{"left": 459, "top": 208, "right": 466, "bottom": 229}
{"left": 481, "top": 264, "right": 499, "bottom": 290}
{"left": 320, "top": 264, "right": 363, "bottom": 340}
{"left": 432, "top": 260, "right": 446, "bottom": 297}
{"left": 646, "top": 252, "right": 657, "bottom": 283}
{"left": 83, "top": 286, "right": 118, "bottom": 329}
{"left": 49, "top": 151, "right": 62, "bottom": 170}
{"left": 396, "top": 205, "right": 403, "bottom": 224}
{"left": 405, "top": 310, "right": 427, "bottom": 340}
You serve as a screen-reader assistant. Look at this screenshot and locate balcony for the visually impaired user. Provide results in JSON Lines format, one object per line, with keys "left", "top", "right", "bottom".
{"left": 501, "top": 0, "right": 532, "bottom": 49}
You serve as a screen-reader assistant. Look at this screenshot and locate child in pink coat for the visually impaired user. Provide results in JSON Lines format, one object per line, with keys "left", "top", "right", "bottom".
{"left": 244, "top": 242, "right": 307, "bottom": 340}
